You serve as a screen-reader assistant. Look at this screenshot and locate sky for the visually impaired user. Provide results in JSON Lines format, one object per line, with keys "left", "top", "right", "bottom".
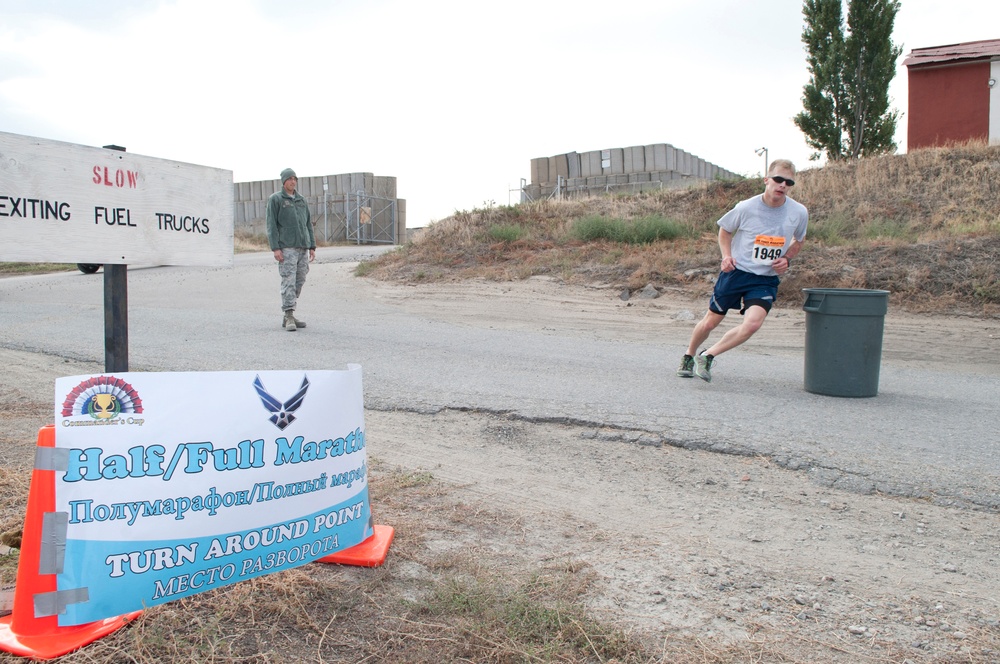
{"left": 2, "top": 0, "right": 998, "bottom": 227}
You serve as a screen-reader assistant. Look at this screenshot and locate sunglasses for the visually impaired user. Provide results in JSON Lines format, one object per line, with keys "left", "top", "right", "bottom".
{"left": 769, "top": 175, "right": 795, "bottom": 186}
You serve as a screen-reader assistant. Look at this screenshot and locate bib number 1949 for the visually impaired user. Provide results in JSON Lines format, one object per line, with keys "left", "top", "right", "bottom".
{"left": 753, "top": 246, "right": 783, "bottom": 260}
{"left": 752, "top": 234, "right": 785, "bottom": 263}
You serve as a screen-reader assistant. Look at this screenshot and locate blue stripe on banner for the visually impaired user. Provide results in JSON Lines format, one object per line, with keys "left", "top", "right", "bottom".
{"left": 56, "top": 491, "right": 372, "bottom": 625}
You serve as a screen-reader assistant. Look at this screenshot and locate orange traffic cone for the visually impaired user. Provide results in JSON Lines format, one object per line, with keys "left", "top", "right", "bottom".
{"left": 0, "top": 425, "right": 141, "bottom": 660}
{"left": 316, "top": 523, "right": 395, "bottom": 567}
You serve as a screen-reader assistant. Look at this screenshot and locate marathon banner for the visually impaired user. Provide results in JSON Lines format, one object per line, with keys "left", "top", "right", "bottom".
{"left": 50, "top": 367, "right": 370, "bottom": 626}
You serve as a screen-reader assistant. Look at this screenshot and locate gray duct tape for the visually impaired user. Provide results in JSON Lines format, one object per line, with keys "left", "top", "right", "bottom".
{"left": 34, "top": 446, "right": 70, "bottom": 471}
{"left": 40, "top": 512, "right": 68, "bottom": 575}
{"left": 33, "top": 587, "right": 89, "bottom": 617}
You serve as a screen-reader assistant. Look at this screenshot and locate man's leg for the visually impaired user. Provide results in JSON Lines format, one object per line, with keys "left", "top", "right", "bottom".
{"left": 704, "top": 305, "right": 768, "bottom": 357}
{"left": 293, "top": 247, "right": 309, "bottom": 299}
{"left": 278, "top": 254, "right": 298, "bottom": 313}
{"left": 292, "top": 249, "right": 309, "bottom": 329}
{"left": 278, "top": 250, "right": 302, "bottom": 330}
{"left": 678, "top": 310, "right": 725, "bottom": 377}
{"left": 686, "top": 310, "right": 725, "bottom": 357}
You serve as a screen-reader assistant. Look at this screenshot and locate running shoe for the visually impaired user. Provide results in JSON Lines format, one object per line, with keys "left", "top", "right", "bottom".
{"left": 694, "top": 351, "right": 714, "bottom": 382}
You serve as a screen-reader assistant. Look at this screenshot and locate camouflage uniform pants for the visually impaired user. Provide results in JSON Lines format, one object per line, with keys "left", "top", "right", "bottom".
{"left": 278, "top": 246, "right": 310, "bottom": 312}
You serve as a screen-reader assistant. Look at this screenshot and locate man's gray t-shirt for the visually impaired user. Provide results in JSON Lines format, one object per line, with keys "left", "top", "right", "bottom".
{"left": 717, "top": 194, "right": 808, "bottom": 276}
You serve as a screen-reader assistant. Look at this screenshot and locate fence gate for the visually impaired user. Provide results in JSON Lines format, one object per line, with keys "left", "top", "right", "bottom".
{"left": 318, "top": 191, "right": 396, "bottom": 245}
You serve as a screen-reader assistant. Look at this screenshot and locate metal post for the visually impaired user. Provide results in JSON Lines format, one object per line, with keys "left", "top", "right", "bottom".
{"left": 101, "top": 144, "right": 129, "bottom": 372}
{"left": 755, "top": 147, "right": 768, "bottom": 176}
{"left": 104, "top": 265, "right": 128, "bottom": 372}
{"left": 323, "top": 177, "right": 329, "bottom": 242}
{"left": 355, "top": 191, "right": 362, "bottom": 245}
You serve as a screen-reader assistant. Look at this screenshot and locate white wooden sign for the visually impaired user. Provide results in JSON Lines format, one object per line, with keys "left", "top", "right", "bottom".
{"left": 0, "top": 131, "right": 233, "bottom": 266}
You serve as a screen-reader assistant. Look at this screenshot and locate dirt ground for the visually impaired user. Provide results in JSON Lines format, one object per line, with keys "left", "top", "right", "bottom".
{"left": 2, "top": 277, "right": 999, "bottom": 662}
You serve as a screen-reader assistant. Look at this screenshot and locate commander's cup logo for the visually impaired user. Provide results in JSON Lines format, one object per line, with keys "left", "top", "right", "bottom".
{"left": 61, "top": 376, "right": 143, "bottom": 420}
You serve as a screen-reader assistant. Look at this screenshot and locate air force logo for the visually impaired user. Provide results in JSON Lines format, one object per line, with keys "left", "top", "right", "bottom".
{"left": 253, "top": 374, "right": 310, "bottom": 430}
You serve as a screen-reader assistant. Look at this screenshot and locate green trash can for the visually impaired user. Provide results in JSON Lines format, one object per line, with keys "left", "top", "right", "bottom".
{"left": 802, "top": 288, "right": 890, "bottom": 397}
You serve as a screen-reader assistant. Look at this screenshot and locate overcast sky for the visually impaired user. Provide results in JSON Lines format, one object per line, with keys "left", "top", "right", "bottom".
{"left": 2, "top": 0, "right": 998, "bottom": 227}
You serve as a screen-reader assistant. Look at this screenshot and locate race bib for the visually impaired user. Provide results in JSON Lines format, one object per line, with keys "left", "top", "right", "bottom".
{"left": 751, "top": 234, "right": 785, "bottom": 265}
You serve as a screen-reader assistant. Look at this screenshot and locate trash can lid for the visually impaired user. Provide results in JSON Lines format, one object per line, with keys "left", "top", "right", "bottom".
{"left": 802, "top": 288, "right": 891, "bottom": 296}
{"left": 802, "top": 288, "right": 890, "bottom": 316}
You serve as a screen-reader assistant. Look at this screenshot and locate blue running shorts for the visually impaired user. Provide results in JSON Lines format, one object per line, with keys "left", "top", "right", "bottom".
{"left": 709, "top": 268, "right": 780, "bottom": 315}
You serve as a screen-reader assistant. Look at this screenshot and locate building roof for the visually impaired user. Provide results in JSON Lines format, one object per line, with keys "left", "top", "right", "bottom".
{"left": 903, "top": 38, "right": 1000, "bottom": 68}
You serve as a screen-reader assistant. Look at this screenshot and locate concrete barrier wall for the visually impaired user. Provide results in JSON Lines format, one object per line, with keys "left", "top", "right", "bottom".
{"left": 233, "top": 172, "right": 405, "bottom": 244}
{"left": 526, "top": 142, "right": 740, "bottom": 201}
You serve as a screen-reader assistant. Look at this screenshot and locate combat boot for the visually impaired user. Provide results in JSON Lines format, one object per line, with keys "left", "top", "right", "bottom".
{"left": 283, "top": 310, "right": 297, "bottom": 331}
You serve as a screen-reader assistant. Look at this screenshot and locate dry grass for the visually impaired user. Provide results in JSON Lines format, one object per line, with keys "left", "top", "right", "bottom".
{"left": 362, "top": 143, "right": 1000, "bottom": 316}
{"left": 6, "top": 459, "right": 995, "bottom": 663}
{"left": 795, "top": 141, "right": 1000, "bottom": 237}
{"left": 0, "top": 468, "right": 30, "bottom": 582}
{"left": 235, "top": 229, "right": 350, "bottom": 254}
{"left": 0, "top": 262, "right": 77, "bottom": 276}
{"left": 234, "top": 228, "right": 271, "bottom": 253}
{"left": 0, "top": 465, "right": 654, "bottom": 663}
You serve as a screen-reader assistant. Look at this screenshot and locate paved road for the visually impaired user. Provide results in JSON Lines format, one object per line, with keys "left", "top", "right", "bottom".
{"left": 2, "top": 247, "right": 998, "bottom": 509}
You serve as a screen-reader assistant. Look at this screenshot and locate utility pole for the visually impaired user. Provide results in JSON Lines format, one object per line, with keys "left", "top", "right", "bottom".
{"left": 755, "top": 147, "right": 769, "bottom": 176}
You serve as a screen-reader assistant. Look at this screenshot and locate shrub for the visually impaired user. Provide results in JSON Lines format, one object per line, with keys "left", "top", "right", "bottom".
{"left": 488, "top": 224, "right": 526, "bottom": 243}
{"left": 862, "top": 217, "right": 917, "bottom": 241}
{"left": 570, "top": 215, "right": 690, "bottom": 244}
{"left": 807, "top": 213, "right": 855, "bottom": 245}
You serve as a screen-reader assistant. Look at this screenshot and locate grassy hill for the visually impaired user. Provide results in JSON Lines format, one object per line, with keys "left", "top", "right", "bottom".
{"left": 362, "top": 142, "right": 1000, "bottom": 316}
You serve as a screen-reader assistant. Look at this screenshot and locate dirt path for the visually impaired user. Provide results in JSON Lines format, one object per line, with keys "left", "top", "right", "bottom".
{"left": 2, "top": 278, "right": 999, "bottom": 661}
{"left": 370, "top": 407, "right": 1000, "bottom": 659}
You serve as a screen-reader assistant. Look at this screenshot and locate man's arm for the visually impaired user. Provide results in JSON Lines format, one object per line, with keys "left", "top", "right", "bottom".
{"left": 305, "top": 204, "right": 316, "bottom": 259}
{"left": 773, "top": 238, "right": 802, "bottom": 275}
{"left": 265, "top": 195, "right": 280, "bottom": 252}
{"left": 784, "top": 238, "right": 803, "bottom": 261}
{"left": 718, "top": 228, "right": 736, "bottom": 272}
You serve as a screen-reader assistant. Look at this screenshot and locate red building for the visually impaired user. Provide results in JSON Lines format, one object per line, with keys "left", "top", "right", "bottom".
{"left": 903, "top": 39, "right": 1000, "bottom": 149}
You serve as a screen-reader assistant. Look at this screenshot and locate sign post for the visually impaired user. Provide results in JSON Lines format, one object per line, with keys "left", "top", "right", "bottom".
{"left": 102, "top": 144, "right": 129, "bottom": 373}
{"left": 103, "top": 264, "right": 128, "bottom": 372}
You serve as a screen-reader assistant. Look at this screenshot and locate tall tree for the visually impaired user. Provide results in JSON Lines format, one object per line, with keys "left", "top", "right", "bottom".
{"left": 794, "top": 0, "right": 902, "bottom": 161}
{"left": 842, "top": 0, "right": 902, "bottom": 158}
{"left": 796, "top": 0, "right": 847, "bottom": 160}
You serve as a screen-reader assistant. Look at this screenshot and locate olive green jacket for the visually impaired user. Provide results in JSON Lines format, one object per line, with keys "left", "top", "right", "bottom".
{"left": 265, "top": 190, "right": 315, "bottom": 251}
